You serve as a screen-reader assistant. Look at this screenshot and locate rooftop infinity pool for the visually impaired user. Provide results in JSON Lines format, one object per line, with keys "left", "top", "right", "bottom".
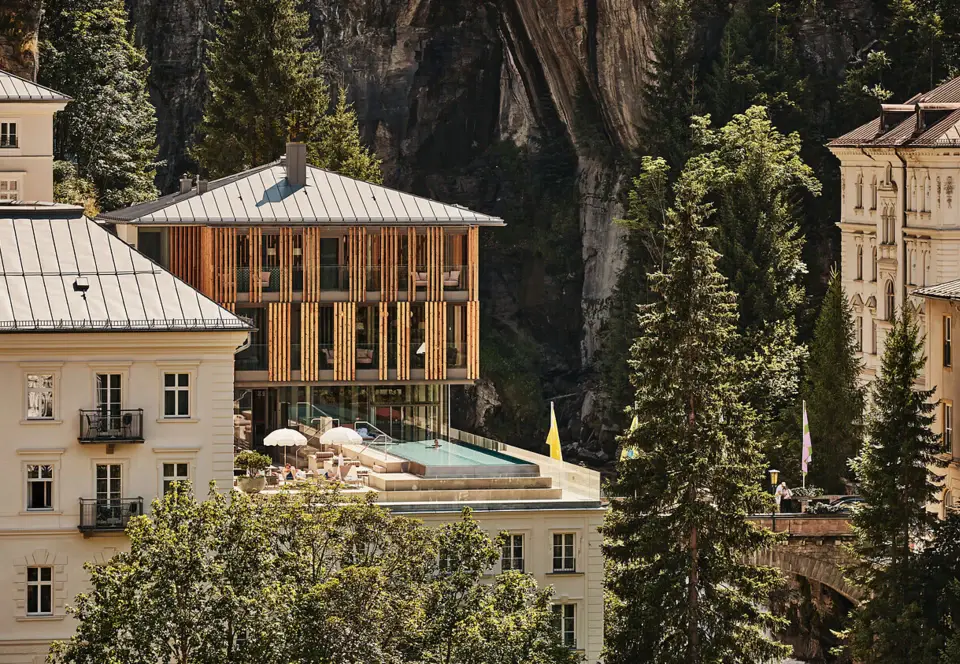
{"left": 381, "top": 439, "right": 538, "bottom": 478}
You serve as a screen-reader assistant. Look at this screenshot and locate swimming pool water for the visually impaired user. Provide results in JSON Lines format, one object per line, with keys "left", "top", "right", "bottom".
{"left": 386, "top": 439, "right": 530, "bottom": 467}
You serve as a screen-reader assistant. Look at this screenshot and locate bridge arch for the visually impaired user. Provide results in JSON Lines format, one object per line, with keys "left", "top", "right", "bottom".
{"left": 749, "top": 547, "right": 864, "bottom": 604}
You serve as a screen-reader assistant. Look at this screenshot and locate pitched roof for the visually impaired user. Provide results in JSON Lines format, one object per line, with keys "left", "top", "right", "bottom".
{"left": 99, "top": 163, "right": 505, "bottom": 226}
{"left": 0, "top": 69, "right": 71, "bottom": 103}
{"left": 829, "top": 76, "right": 960, "bottom": 148}
{"left": 0, "top": 205, "right": 250, "bottom": 332}
{"left": 914, "top": 280, "right": 960, "bottom": 301}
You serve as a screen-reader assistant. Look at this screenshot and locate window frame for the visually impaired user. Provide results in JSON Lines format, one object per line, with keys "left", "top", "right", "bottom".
{"left": 885, "top": 281, "right": 896, "bottom": 321}
{"left": 871, "top": 247, "right": 878, "bottom": 281}
{"left": 944, "top": 401, "right": 954, "bottom": 455}
{"left": 25, "top": 463, "right": 54, "bottom": 511}
{"left": 855, "top": 245, "right": 863, "bottom": 280}
{"left": 25, "top": 566, "right": 53, "bottom": 617}
{"left": 162, "top": 372, "right": 191, "bottom": 419}
{"left": 552, "top": 532, "right": 576, "bottom": 573}
{"left": 23, "top": 370, "right": 58, "bottom": 422}
{"left": 0, "top": 172, "right": 24, "bottom": 200}
{"left": 161, "top": 461, "right": 190, "bottom": 495}
{"left": 856, "top": 316, "right": 863, "bottom": 352}
{"left": 501, "top": 533, "right": 524, "bottom": 572}
{"left": 156, "top": 362, "right": 199, "bottom": 423}
{"left": 945, "top": 316, "right": 952, "bottom": 368}
{"left": 551, "top": 603, "right": 576, "bottom": 649}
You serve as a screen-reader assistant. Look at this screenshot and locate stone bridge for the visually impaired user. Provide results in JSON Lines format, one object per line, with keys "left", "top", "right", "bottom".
{"left": 747, "top": 514, "right": 863, "bottom": 604}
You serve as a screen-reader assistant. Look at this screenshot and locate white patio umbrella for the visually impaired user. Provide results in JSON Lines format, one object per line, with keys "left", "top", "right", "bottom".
{"left": 263, "top": 428, "right": 308, "bottom": 465}
{"left": 318, "top": 426, "right": 363, "bottom": 447}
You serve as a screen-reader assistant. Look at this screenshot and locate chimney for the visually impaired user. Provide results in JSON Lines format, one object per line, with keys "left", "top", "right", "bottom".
{"left": 179, "top": 177, "right": 192, "bottom": 194}
{"left": 286, "top": 142, "right": 307, "bottom": 187}
{"left": 197, "top": 179, "right": 209, "bottom": 194}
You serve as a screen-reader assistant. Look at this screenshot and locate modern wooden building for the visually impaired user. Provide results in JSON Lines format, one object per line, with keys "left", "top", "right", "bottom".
{"left": 101, "top": 144, "right": 504, "bottom": 448}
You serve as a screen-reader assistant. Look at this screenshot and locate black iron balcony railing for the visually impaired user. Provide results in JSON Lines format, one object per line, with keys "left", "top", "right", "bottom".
{"left": 78, "top": 409, "right": 144, "bottom": 443}
{"left": 78, "top": 497, "right": 143, "bottom": 532}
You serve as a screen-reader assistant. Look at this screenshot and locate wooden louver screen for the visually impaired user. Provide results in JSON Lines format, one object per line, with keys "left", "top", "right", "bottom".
{"left": 466, "top": 301, "right": 480, "bottom": 380}
{"left": 426, "top": 227, "right": 445, "bottom": 300}
{"left": 212, "top": 228, "right": 238, "bottom": 303}
{"left": 379, "top": 227, "right": 400, "bottom": 301}
{"left": 378, "top": 303, "right": 390, "bottom": 380}
{"left": 301, "top": 302, "right": 320, "bottom": 381}
{"left": 348, "top": 227, "right": 367, "bottom": 301}
{"left": 333, "top": 302, "right": 357, "bottom": 381}
{"left": 168, "top": 227, "right": 204, "bottom": 291}
{"left": 278, "top": 228, "right": 294, "bottom": 301}
{"left": 424, "top": 301, "right": 447, "bottom": 380}
{"left": 249, "top": 228, "right": 263, "bottom": 303}
{"left": 268, "top": 302, "right": 291, "bottom": 381}
{"left": 407, "top": 228, "right": 417, "bottom": 301}
{"left": 302, "top": 227, "right": 322, "bottom": 301}
{"left": 396, "top": 301, "right": 411, "bottom": 381}
{"left": 467, "top": 226, "right": 479, "bottom": 300}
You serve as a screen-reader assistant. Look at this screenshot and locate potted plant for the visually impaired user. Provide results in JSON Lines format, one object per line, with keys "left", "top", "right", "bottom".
{"left": 235, "top": 450, "right": 271, "bottom": 493}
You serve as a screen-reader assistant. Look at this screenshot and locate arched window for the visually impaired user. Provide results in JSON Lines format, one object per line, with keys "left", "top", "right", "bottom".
{"left": 872, "top": 247, "right": 878, "bottom": 281}
{"left": 856, "top": 315, "right": 863, "bottom": 352}
{"left": 910, "top": 175, "right": 918, "bottom": 211}
{"left": 908, "top": 249, "right": 914, "bottom": 285}
{"left": 924, "top": 175, "right": 932, "bottom": 212}
{"left": 871, "top": 176, "right": 878, "bottom": 210}
{"left": 922, "top": 250, "right": 928, "bottom": 287}
{"left": 856, "top": 174, "right": 864, "bottom": 209}
{"left": 856, "top": 246, "right": 863, "bottom": 280}
{"left": 886, "top": 280, "right": 895, "bottom": 321}
{"left": 884, "top": 206, "right": 896, "bottom": 245}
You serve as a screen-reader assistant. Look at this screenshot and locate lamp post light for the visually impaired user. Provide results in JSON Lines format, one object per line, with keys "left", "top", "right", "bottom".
{"left": 768, "top": 469, "right": 780, "bottom": 532}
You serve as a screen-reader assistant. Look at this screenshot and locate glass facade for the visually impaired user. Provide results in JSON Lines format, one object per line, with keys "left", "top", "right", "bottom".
{"left": 234, "top": 385, "right": 448, "bottom": 449}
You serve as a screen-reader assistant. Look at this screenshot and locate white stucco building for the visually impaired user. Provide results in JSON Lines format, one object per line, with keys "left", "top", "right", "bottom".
{"left": 831, "top": 76, "right": 960, "bottom": 512}
{"left": 0, "top": 206, "right": 250, "bottom": 663}
{"left": 0, "top": 70, "right": 69, "bottom": 202}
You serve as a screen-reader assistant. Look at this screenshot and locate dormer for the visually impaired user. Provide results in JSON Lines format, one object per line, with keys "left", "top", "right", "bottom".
{"left": 0, "top": 69, "right": 71, "bottom": 202}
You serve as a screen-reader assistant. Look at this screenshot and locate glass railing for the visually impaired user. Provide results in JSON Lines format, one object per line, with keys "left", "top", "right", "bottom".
{"left": 292, "top": 266, "right": 303, "bottom": 292}
{"left": 236, "top": 267, "right": 251, "bottom": 293}
{"left": 356, "top": 344, "right": 379, "bottom": 370}
{"left": 447, "top": 341, "right": 467, "bottom": 368}
{"left": 319, "top": 343, "right": 335, "bottom": 369}
{"left": 236, "top": 343, "right": 268, "bottom": 371}
{"left": 232, "top": 265, "right": 465, "bottom": 295}
{"left": 262, "top": 267, "right": 281, "bottom": 292}
{"left": 320, "top": 265, "right": 349, "bottom": 291}
{"left": 443, "top": 265, "right": 466, "bottom": 290}
{"left": 365, "top": 266, "right": 381, "bottom": 292}
{"left": 291, "top": 343, "right": 301, "bottom": 371}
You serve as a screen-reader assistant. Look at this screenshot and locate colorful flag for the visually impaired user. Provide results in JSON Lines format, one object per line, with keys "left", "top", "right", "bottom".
{"left": 547, "top": 401, "right": 563, "bottom": 461}
{"left": 802, "top": 400, "right": 813, "bottom": 475}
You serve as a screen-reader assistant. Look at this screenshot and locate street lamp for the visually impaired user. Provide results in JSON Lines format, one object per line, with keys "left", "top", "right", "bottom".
{"left": 768, "top": 469, "right": 780, "bottom": 532}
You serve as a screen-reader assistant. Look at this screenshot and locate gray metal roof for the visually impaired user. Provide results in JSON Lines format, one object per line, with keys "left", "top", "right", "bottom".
{"left": 0, "top": 206, "right": 250, "bottom": 332}
{"left": 100, "top": 163, "right": 505, "bottom": 226}
{"left": 0, "top": 70, "right": 71, "bottom": 103}
{"left": 914, "top": 280, "right": 960, "bottom": 301}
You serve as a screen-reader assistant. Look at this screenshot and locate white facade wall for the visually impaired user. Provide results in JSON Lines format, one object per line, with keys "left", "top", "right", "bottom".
{"left": 0, "top": 102, "right": 65, "bottom": 202}
{"left": 0, "top": 330, "right": 244, "bottom": 663}
{"left": 833, "top": 146, "right": 960, "bottom": 511}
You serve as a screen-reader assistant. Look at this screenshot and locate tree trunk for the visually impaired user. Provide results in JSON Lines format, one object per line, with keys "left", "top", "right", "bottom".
{"left": 688, "top": 490, "right": 699, "bottom": 664}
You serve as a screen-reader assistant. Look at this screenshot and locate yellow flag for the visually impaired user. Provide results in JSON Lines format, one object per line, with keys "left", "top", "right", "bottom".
{"left": 547, "top": 401, "right": 562, "bottom": 461}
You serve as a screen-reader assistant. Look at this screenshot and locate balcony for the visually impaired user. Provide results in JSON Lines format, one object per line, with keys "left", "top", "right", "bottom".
{"left": 78, "top": 409, "right": 144, "bottom": 444}
{"left": 78, "top": 498, "right": 143, "bottom": 534}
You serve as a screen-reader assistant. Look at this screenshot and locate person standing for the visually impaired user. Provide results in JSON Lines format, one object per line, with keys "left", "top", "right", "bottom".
{"left": 774, "top": 481, "right": 792, "bottom": 513}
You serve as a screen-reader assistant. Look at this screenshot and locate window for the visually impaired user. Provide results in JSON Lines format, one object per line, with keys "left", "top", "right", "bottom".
{"left": 885, "top": 281, "right": 895, "bottom": 321}
{"left": 163, "top": 373, "right": 190, "bottom": 418}
{"left": 944, "top": 403, "right": 953, "bottom": 454}
{"left": 871, "top": 247, "right": 878, "bottom": 281}
{"left": 872, "top": 320, "right": 878, "bottom": 355}
{"left": 96, "top": 373, "right": 122, "bottom": 426}
{"left": 856, "top": 246, "right": 863, "bottom": 280}
{"left": 945, "top": 316, "right": 952, "bottom": 368}
{"left": 552, "top": 533, "right": 575, "bottom": 572}
{"left": 162, "top": 462, "right": 189, "bottom": 494}
{"left": 438, "top": 550, "right": 455, "bottom": 573}
{"left": 96, "top": 464, "right": 121, "bottom": 503}
{"left": 0, "top": 177, "right": 20, "bottom": 201}
{"left": 0, "top": 121, "right": 17, "bottom": 148}
{"left": 871, "top": 176, "right": 878, "bottom": 210}
{"left": 501, "top": 534, "right": 524, "bottom": 572}
{"left": 552, "top": 604, "right": 576, "bottom": 648}
{"left": 26, "top": 567, "right": 52, "bottom": 616}
{"left": 25, "top": 373, "right": 54, "bottom": 420}
{"left": 26, "top": 464, "right": 53, "bottom": 510}
{"left": 856, "top": 316, "right": 863, "bottom": 352}
{"left": 855, "top": 174, "right": 863, "bottom": 209}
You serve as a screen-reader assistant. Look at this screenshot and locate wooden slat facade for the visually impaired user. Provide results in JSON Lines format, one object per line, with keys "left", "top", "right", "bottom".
{"left": 467, "top": 226, "right": 479, "bottom": 300}
{"left": 348, "top": 227, "right": 367, "bottom": 301}
{"left": 424, "top": 300, "right": 447, "bottom": 380}
{"left": 301, "top": 302, "right": 320, "bottom": 381}
{"left": 268, "top": 302, "right": 291, "bottom": 381}
{"left": 407, "top": 227, "right": 417, "bottom": 301}
{"left": 278, "top": 228, "right": 294, "bottom": 301}
{"left": 302, "top": 227, "right": 321, "bottom": 301}
{"left": 249, "top": 228, "right": 263, "bottom": 303}
{"left": 396, "top": 301, "right": 411, "bottom": 380}
{"left": 378, "top": 302, "right": 390, "bottom": 380}
{"left": 426, "top": 227, "right": 444, "bottom": 300}
{"left": 168, "top": 226, "right": 204, "bottom": 291}
{"left": 466, "top": 300, "right": 480, "bottom": 380}
{"left": 333, "top": 302, "right": 357, "bottom": 381}
{"left": 211, "top": 228, "right": 237, "bottom": 303}
{"left": 379, "top": 227, "right": 400, "bottom": 301}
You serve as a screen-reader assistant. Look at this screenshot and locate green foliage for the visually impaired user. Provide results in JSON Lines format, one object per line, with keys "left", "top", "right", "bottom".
{"left": 603, "top": 163, "right": 788, "bottom": 663}
{"left": 802, "top": 269, "right": 865, "bottom": 493}
{"left": 844, "top": 308, "right": 948, "bottom": 663}
{"left": 234, "top": 450, "right": 271, "bottom": 475}
{"left": 40, "top": 0, "right": 159, "bottom": 211}
{"left": 48, "top": 486, "right": 579, "bottom": 664}
{"left": 52, "top": 161, "right": 98, "bottom": 217}
{"left": 194, "top": 0, "right": 381, "bottom": 184}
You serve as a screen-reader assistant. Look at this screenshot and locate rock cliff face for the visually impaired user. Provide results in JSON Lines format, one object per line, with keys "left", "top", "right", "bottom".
{"left": 0, "top": 0, "right": 41, "bottom": 80}
{"left": 121, "top": 0, "right": 652, "bottom": 448}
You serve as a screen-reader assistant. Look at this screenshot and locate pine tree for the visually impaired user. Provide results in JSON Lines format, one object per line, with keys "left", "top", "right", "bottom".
{"left": 310, "top": 88, "right": 382, "bottom": 184}
{"left": 845, "top": 308, "right": 948, "bottom": 664}
{"left": 39, "top": 0, "right": 158, "bottom": 211}
{"left": 603, "top": 167, "right": 789, "bottom": 664}
{"left": 195, "top": 0, "right": 382, "bottom": 184}
{"left": 802, "top": 269, "right": 865, "bottom": 493}
{"left": 193, "top": 0, "right": 329, "bottom": 178}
